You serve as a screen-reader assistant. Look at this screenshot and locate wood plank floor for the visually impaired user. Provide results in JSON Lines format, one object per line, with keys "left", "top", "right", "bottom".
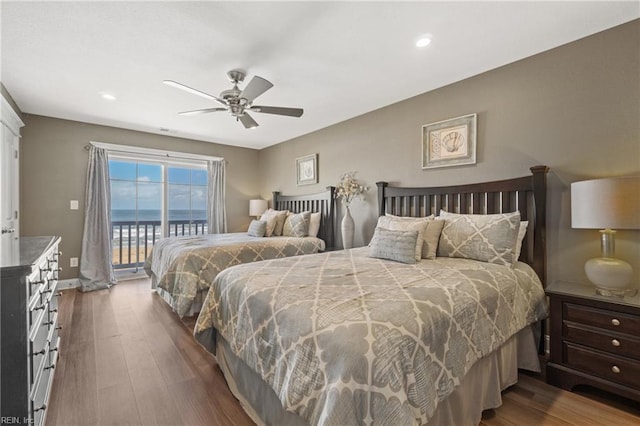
{"left": 46, "top": 278, "right": 640, "bottom": 426}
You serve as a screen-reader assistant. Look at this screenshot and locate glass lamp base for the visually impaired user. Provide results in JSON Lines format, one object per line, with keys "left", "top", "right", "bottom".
{"left": 595, "top": 287, "right": 638, "bottom": 298}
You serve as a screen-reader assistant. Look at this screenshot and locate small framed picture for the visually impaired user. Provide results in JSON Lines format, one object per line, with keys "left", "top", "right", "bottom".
{"left": 296, "top": 153, "right": 318, "bottom": 185}
{"left": 422, "top": 113, "right": 477, "bottom": 169}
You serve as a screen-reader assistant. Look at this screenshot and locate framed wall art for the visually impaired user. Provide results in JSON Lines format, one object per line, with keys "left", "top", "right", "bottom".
{"left": 422, "top": 113, "right": 477, "bottom": 169}
{"left": 296, "top": 153, "right": 318, "bottom": 185}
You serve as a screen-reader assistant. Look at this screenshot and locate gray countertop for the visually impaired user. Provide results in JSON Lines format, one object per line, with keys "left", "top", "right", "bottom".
{"left": 0, "top": 236, "right": 60, "bottom": 278}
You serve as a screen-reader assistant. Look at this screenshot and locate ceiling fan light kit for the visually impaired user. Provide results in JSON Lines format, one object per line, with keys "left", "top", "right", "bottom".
{"left": 164, "top": 69, "right": 303, "bottom": 129}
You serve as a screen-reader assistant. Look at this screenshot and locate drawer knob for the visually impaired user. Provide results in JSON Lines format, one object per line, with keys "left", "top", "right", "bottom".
{"left": 55, "top": 325, "right": 63, "bottom": 330}
{"left": 34, "top": 403, "right": 47, "bottom": 412}
{"left": 611, "top": 318, "right": 620, "bottom": 326}
{"left": 611, "top": 339, "right": 621, "bottom": 347}
{"left": 32, "top": 349, "right": 46, "bottom": 356}
{"left": 612, "top": 365, "right": 621, "bottom": 374}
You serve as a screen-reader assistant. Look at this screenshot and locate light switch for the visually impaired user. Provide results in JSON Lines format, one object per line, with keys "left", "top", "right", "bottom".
{"left": 70, "top": 200, "right": 79, "bottom": 210}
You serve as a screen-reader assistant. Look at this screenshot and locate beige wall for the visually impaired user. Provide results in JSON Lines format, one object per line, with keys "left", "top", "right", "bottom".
{"left": 259, "top": 20, "right": 640, "bottom": 286}
{"left": 20, "top": 115, "right": 260, "bottom": 279}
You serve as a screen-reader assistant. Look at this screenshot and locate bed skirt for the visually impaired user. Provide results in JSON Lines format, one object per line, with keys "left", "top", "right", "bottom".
{"left": 153, "top": 283, "right": 203, "bottom": 317}
{"left": 214, "top": 325, "right": 541, "bottom": 426}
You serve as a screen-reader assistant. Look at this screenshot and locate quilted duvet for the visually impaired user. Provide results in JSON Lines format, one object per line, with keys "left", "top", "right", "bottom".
{"left": 144, "top": 233, "right": 325, "bottom": 316}
{"left": 194, "top": 247, "right": 548, "bottom": 425}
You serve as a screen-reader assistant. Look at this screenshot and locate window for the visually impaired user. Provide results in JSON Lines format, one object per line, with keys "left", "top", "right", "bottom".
{"left": 109, "top": 159, "right": 208, "bottom": 270}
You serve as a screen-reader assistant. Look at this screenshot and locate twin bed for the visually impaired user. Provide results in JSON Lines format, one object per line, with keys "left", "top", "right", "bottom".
{"left": 190, "top": 166, "right": 550, "bottom": 425}
{"left": 148, "top": 166, "right": 550, "bottom": 425}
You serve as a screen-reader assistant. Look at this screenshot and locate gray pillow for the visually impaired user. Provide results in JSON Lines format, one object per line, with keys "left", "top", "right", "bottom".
{"left": 369, "top": 227, "right": 419, "bottom": 264}
{"left": 247, "top": 220, "right": 267, "bottom": 237}
{"left": 282, "top": 211, "right": 311, "bottom": 237}
{"left": 437, "top": 210, "right": 520, "bottom": 266}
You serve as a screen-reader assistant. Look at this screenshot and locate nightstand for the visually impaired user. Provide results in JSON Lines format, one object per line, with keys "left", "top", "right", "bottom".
{"left": 546, "top": 281, "right": 640, "bottom": 403}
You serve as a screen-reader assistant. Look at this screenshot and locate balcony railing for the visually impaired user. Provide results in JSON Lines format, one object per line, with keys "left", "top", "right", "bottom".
{"left": 111, "top": 219, "right": 208, "bottom": 270}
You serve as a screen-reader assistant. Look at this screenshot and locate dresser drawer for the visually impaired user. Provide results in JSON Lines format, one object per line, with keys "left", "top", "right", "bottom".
{"left": 564, "top": 322, "right": 640, "bottom": 360}
{"left": 564, "top": 303, "right": 640, "bottom": 336}
{"left": 565, "top": 342, "right": 640, "bottom": 390}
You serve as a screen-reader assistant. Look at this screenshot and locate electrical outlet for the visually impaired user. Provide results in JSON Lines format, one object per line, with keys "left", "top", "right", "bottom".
{"left": 70, "top": 257, "right": 79, "bottom": 267}
{"left": 70, "top": 200, "right": 79, "bottom": 210}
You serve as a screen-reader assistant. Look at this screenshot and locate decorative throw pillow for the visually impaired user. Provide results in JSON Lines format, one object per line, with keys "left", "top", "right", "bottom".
{"left": 437, "top": 210, "right": 521, "bottom": 266}
{"left": 369, "top": 227, "right": 419, "bottom": 264}
{"left": 259, "top": 209, "right": 288, "bottom": 237}
{"left": 272, "top": 210, "right": 289, "bottom": 236}
{"left": 384, "top": 214, "right": 443, "bottom": 259}
{"left": 282, "top": 211, "right": 311, "bottom": 237}
{"left": 513, "top": 221, "right": 529, "bottom": 263}
{"left": 376, "top": 216, "right": 427, "bottom": 261}
{"left": 307, "top": 212, "right": 322, "bottom": 238}
{"left": 247, "top": 220, "right": 267, "bottom": 237}
{"left": 259, "top": 209, "right": 278, "bottom": 237}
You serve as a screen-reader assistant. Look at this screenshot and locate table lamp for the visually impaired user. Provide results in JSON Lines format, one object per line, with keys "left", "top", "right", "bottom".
{"left": 249, "top": 199, "right": 268, "bottom": 219}
{"left": 571, "top": 176, "right": 640, "bottom": 297}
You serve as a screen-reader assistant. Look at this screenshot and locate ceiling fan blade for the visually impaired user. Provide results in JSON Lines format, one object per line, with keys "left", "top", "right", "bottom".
{"left": 238, "top": 113, "right": 259, "bottom": 129}
{"left": 178, "top": 107, "right": 228, "bottom": 116}
{"left": 163, "top": 80, "right": 227, "bottom": 106}
{"left": 239, "top": 76, "right": 273, "bottom": 103}
{"left": 250, "top": 105, "right": 304, "bottom": 117}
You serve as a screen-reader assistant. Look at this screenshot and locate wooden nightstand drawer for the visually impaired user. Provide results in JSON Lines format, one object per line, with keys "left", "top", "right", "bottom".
{"left": 564, "top": 303, "right": 640, "bottom": 336}
{"left": 565, "top": 342, "right": 640, "bottom": 390}
{"left": 564, "top": 322, "right": 640, "bottom": 360}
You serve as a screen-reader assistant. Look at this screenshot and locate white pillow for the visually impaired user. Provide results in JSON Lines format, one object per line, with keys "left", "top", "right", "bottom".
{"left": 308, "top": 212, "right": 321, "bottom": 238}
{"left": 376, "top": 216, "right": 427, "bottom": 262}
{"left": 383, "top": 214, "right": 443, "bottom": 259}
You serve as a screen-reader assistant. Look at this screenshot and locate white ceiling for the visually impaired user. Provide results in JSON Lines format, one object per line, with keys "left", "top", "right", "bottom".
{"left": 1, "top": 1, "right": 638, "bottom": 150}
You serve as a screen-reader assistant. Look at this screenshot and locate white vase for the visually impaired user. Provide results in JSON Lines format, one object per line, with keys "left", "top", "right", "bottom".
{"left": 341, "top": 206, "right": 354, "bottom": 249}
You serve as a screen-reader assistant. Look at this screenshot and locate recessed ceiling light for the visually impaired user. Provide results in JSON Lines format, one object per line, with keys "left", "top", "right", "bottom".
{"left": 416, "top": 35, "right": 432, "bottom": 48}
{"left": 100, "top": 92, "right": 116, "bottom": 101}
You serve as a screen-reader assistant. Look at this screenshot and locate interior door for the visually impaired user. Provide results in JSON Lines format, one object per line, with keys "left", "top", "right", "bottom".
{"left": 1, "top": 121, "right": 20, "bottom": 257}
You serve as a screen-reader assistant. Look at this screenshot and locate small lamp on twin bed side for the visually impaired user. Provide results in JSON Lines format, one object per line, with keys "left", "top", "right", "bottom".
{"left": 571, "top": 176, "right": 640, "bottom": 297}
{"left": 249, "top": 199, "right": 268, "bottom": 220}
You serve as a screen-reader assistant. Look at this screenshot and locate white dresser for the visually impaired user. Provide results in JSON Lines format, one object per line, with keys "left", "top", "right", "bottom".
{"left": 1, "top": 236, "right": 62, "bottom": 425}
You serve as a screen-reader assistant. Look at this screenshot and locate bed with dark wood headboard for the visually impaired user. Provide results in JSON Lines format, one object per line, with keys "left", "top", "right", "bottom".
{"left": 146, "top": 186, "right": 337, "bottom": 317}
{"left": 193, "top": 167, "right": 550, "bottom": 425}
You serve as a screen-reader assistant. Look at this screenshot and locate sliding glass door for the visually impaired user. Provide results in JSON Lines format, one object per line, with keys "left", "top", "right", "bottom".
{"left": 109, "top": 158, "right": 208, "bottom": 271}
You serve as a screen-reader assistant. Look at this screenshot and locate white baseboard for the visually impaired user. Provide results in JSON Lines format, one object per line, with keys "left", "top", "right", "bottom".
{"left": 57, "top": 278, "right": 80, "bottom": 290}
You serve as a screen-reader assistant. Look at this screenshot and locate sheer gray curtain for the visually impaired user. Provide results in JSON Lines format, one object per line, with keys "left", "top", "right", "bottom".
{"left": 207, "top": 159, "right": 227, "bottom": 234}
{"left": 79, "top": 145, "right": 115, "bottom": 291}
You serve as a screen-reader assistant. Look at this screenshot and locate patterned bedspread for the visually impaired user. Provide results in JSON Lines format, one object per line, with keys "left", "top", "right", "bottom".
{"left": 144, "top": 233, "right": 325, "bottom": 317}
{"left": 194, "top": 247, "right": 548, "bottom": 425}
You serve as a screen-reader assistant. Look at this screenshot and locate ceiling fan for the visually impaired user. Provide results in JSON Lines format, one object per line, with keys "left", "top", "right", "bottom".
{"left": 163, "top": 70, "right": 303, "bottom": 129}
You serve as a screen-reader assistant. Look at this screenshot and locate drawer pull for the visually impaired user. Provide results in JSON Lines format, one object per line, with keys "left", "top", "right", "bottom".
{"left": 33, "top": 305, "right": 46, "bottom": 311}
{"left": 30, "top": 279, "right": 45, "bottom": 286}
{"left": 32, "top": 349, "right": 46, "bottom": 356}
{"left": 55, "top": 325, "right": 63, "bottom": 330}
{"left": 611, "top": 339, "right": 621, "bottom": 347}
{"left": 55, "top": 291, "right": 63, "bottom": 297}
{"left": 44, "top": 364, "right": 55, "bottom": 371}
{"left": 50, "top": 308, "right": 58, "bottom": 313}
{"left": 611, "top": 318, "right": 620, "bottom": 326}
{"left": 34, "top": 404, "right": 47, "bottom": 412}
{"left": 611, "top": 365, "right": 621, "bottom": 374}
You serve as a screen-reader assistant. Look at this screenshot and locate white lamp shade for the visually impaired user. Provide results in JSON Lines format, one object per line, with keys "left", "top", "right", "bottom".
{"left": 249, "top": 199, "right": 268, "bottom": 217}
{"left": 571, "top": 176, "right": 640, "bottom": 230}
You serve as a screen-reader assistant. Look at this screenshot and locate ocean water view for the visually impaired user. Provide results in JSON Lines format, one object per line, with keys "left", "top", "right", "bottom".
{"left": 112, "top": 209, "right": 207, "bottom": 222}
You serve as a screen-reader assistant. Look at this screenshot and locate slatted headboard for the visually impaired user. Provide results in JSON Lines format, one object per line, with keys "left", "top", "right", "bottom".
{"left": 273, "top": 186, "right": 336, "bottom": 249}
{"left": 376, "top": 166, "right": 549, "bottom": 286}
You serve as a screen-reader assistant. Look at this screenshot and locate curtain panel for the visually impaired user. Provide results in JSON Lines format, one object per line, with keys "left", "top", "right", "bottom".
{"left": 207, "top": 160, "right": 227, "bottom": 234}
{"left": 79, "top": 146, "right": 115, "bottom": 291}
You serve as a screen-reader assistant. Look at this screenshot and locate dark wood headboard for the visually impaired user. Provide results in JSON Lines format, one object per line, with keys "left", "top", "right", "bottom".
{"left": 273, "top": 186, "right": 336, "bottom": 249}
{"left": 376, "top": 166, "right": 549, "bottom": 286}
